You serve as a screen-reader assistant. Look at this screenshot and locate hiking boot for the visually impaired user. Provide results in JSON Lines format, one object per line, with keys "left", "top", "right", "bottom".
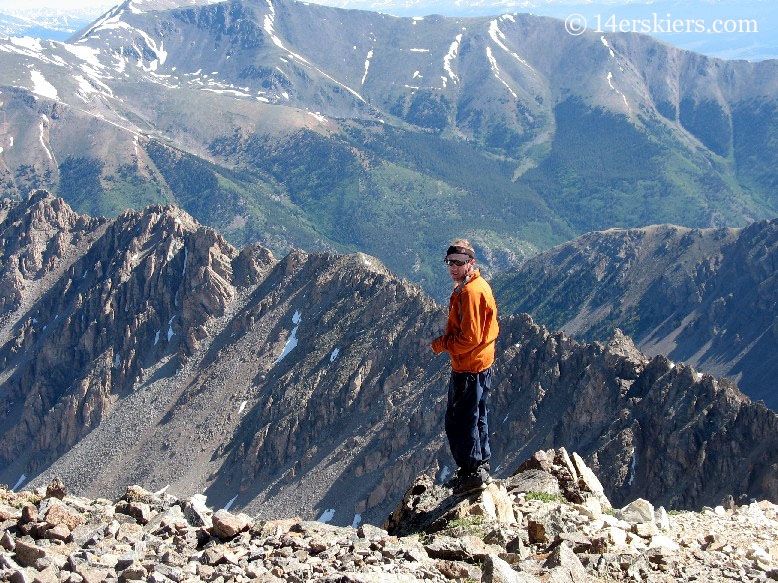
{"left": 445, "top": 468, "right": 465, "bottom": 489}
{"left": 453, "top": 466, "right": 491, "bottom": 496}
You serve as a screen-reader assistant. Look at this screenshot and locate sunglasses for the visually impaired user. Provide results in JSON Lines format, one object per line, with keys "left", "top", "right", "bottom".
{"left": 444, "top": 259, "right": 469, "bottom": 266}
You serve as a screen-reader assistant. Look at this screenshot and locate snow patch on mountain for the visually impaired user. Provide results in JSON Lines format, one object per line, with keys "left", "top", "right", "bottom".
{"left": 361, "top": 49, "right": 373, "bottom": 85}
{"left": 262, "top": 0, "right": 365, "bottom": 103}
{"left": 275, "top": 310, "right": 302, "bottom": 363}
{"left": 488, "top": 17, "right": 536, "bottom": 75}
{"left": 606, "top": 71, "right": 630, "bottom": 113}
{"left": 443, "top": 33, "right": 461, "bottom": 84}
{"left": 38, "top": 115, "right": 55, "bottom": 161}
{"left": 63, "top": 43, "right": 103, "bottom": 69}
{"left": 601, "top": 35, "right": 616, "bottom": 58}
{"left": 10, "top": 36, "right": 42, "bottom": 53}
{"left": 485, "top": 46, "right": 517, "bottom": 100}
{"left": 30, "top": 69, "right": 58, "bottom": 100}
{"left": 0, "top": 36, "right": 59, "bottom": 66}
{"left": 317, "top": 508, "right": 336, "bottom": 523}
{"left": 79, "top": 5, "right": 127, "bottom": 40}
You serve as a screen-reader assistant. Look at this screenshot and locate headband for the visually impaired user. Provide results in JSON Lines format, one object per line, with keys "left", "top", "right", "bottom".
{"left": 446, "top": 245, "right": 474, "bottom": 259}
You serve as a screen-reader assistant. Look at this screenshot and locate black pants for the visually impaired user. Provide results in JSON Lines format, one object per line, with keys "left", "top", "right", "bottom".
{"left": 445, "top": 367, "right": 492, "bottom": 475}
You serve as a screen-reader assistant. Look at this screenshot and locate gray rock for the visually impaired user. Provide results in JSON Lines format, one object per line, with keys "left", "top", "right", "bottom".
{"left": 44, "top": 478, "right": 67, "bottom": 501}
{"left": 617, "top": 499, "right": 654, "bottom": 525}
{"left": 19, "top": 506, "right": 37, "bottom": 525}
{"left": 571, "top": 451, "right": 610, "bottom": 509}
{"left": 527, "top": 509, "right": 571, "bottom": 546}
{"left": 182, "top": 495, "right": 212, "bottom": 529}
{"left": 505, "top": 469, "right": 562, "bottom": 497}
{"left": 211, "top": 509, "right": 253, "bottom": 540}
{"left": 12, "top": 539, "right": 47, "bottom": 568}
{"left": 114, "top": 501, "right": 152, "bottom": 526}
{"left": 544, "top": 542, "right": 587, "bottom": 583}
{"left": 482, "top": 553, "right": 539, "bottom": 583}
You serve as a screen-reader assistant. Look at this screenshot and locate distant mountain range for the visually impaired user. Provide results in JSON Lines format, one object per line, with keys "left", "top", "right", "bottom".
{"left": 0, "top": 0, "right": 777, "bottom": 300}
{"left": 315, "top": 0, "right": 778, "bottom": 61}
{"left": 2, "top": 191, "right": 777, "bottom": 526}
{"left": 493, "top": 221, "right": 778, "bottom": 410}
{"left": 5, "top": 0, "right": 777, "bottom": 61}
{"left": 0, "top": 7, "right": 99, "bottom": 41}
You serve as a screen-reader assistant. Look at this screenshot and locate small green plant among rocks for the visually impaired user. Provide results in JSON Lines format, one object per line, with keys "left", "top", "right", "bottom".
{"left": 445, "top": 515, "right": 486, "bottom": 536}
{"left": 447, "top": 515, "right": 484, "bottom": 529}
{"left": 0, "top": 484, "right": 42, "bottom": 509}
{"left": 525, "top": 491, "right": 565, "bottom": 504}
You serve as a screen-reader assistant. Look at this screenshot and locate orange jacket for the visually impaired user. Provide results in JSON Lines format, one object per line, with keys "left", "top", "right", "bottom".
{"left": 431, "top": 270, "right": 499, "bottom": 373}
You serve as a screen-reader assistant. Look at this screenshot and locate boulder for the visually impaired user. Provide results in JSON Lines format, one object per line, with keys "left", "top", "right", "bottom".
{"left": 211, "top": 509, "right": 253, "bottom": 539}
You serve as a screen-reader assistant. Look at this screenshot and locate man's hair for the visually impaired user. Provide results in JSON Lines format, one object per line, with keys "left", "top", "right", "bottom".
{"left": 450, "top": 239, "right": 475, "bottom": 258}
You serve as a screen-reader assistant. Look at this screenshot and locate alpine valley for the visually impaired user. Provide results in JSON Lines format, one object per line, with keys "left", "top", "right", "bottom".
{"left": 1, "top": 0, "right": 778, "bottom": 547}
{"left": 1, "top": 0, "right": 778, "bottom": 300}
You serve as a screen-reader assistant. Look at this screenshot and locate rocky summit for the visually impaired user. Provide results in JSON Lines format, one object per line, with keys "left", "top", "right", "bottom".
{"left": 1, "top": 449, "right": 777, "bottom": 583}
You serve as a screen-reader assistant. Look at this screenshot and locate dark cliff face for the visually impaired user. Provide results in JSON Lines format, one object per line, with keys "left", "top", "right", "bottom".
{"left": 493, "top": 222, "right": 778, "bottom": 409}
{"left": 2, "top": 193, "right": 778, "bottom": 527}
{"left": 493, "top": 321, "right": 778, "bottom": 510}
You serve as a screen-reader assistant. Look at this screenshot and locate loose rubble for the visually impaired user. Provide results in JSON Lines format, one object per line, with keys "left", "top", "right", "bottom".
{"left": 2, "top": 449, "right": 777, "bottom": 582}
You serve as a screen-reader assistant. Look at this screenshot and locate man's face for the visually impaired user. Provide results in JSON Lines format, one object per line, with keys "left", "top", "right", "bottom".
{"left": 446, "top": 257, "right": 473, "bottom": 282}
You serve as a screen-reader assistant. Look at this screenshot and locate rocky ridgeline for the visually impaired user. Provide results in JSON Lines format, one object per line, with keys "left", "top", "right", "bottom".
{"left": 2, "top": 449, "right": 776, "bottom": 583}
{"left": 3, "top": 191, "right": 778, "bottom": 533}
{"left": 0, "top": 190, "right": 274, "bottom": 478}
{"left": 0, "top": 190, "right": 107, "bottom": 318}
{"left": 493, "top": 220, "right": 778, "bottom": 408}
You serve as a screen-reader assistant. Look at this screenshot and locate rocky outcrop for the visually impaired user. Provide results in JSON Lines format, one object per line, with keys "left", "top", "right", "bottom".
{"left": 2, "top": 193, "right": 778, "bottom": 531}
{"left": 492, "top": 221, "right": 778, "bottom": 409}
{"left": 384, "top": 448, "right": 778, "bottom": 583}
{"left": 0, "top": 191, "right": 275, "bottom": 478}
{"left": 2, "top": 450, "right": 777, "bottom": 583}
{"left": 493, "top": 317, "right": 778, "bottom": 510}
{"left": 0, "top": 189, "right": 107, "bottom": 318}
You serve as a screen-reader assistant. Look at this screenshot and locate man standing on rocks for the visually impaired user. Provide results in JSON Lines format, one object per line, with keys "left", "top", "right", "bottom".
{"left": 431, "top": 239, "right": 499, "bottom": 495}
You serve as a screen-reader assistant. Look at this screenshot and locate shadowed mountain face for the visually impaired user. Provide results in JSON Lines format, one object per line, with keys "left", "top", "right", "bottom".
{"left": 0, "top": 0, "right": 778, "bottom": 298}
{"left": 493, "top": 222, "right": 778, "bottom": 410}
{"left": 2, "top": 192, "right": 777, "bottom": 526}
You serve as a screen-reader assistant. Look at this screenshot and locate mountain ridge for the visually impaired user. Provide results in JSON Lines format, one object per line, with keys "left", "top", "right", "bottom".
{"left": 492, "top": 219, "right": 778, "bottom": 409}
{"left": 2, "top": 191, "right": 777, "bottom": 529}
{"left": 1, "top": 0, "right": 778, "bottom": 298}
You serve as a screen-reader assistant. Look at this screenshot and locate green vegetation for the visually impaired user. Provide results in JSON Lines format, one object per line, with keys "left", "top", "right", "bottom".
{"left": 445, "top": 515, "right": 487, "bottom": 537}
{"left": 58, "top": 156, "right": 104, "bottom": 211}
{"left": 679, "top": 98, "right": 732, "bottom": 158}
{"left": 446, "top": 515, "right": 485, "bottom": 529}
{"left": 524, "top": 491, "right": 565, "bottom": 504}
{"left": 41, "top": 94, "right": 778, "bottom": 302}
